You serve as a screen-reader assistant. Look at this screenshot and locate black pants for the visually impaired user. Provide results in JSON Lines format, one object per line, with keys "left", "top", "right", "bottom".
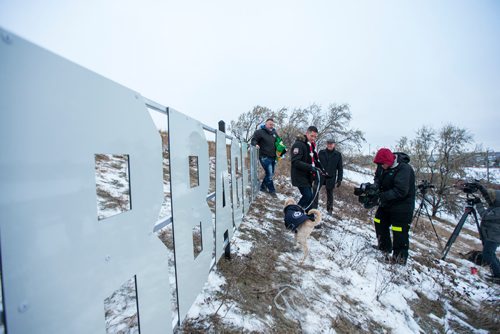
{"left": 312, "top": 184, "right": 334, "bottom": 211}
{"left": 297, "top": 186, "right": 314, "bottom": 209}
{"left": 374, "top": 207, "right": 413, "bottom": 260}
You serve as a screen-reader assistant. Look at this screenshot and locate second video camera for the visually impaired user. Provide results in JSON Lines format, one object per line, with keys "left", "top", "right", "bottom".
{"left": 462, "top": 181, "right": 480, "bottom": 194}
{"left": 417, "top": 180, "right": 435, "bottom": 193}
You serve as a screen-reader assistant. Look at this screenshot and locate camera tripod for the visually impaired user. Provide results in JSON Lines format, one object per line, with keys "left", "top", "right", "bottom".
{"left": 414, "top": 193, "right": 443, "bottom": 251}
{"left": 441, "top": 194, "right": 483, "bottom": 260}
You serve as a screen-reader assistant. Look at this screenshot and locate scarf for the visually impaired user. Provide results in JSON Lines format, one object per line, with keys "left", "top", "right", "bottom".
{"left": 308, "top": 141, "right": 317, "bottom": 176}
{"left": 308, "top": 141, "right": 317, "bottom": 166}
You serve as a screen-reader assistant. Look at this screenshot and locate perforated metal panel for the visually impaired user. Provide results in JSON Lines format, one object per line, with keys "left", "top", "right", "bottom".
{"left": 249, "top": 146, "right": 260, "bottom": 200}
{"left": 241, "top": 142, "right": 250, "bottom": 214}
{"left": 0, "top": 27, "right": 262, "bottom": 334}
{"left": 230, "top": 139, "right": 243, "bottom": 228}
{"left": 0, "top": 28, "right": 172, "bottom": 333}
{"left": 214, "top": 131, "right": 233, "bottom": 261}
{"left": 167, "top": 109, "right": 214, "bottom": 322}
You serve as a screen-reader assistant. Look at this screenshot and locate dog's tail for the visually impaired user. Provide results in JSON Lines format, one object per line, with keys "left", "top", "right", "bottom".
{"left": 307, "top": 209, "right": 322, "bottom": 225}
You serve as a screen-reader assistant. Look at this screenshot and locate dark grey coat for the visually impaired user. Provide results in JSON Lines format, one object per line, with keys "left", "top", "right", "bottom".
{"left": 318, "top": 148, "right": 343, "bottom": 189}
{"left": 478, "top": 190, "right": 500, "bottom": 243}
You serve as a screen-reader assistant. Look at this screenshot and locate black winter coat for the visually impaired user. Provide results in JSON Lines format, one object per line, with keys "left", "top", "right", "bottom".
{"left": 374, "top": 153, "right": 416, "bottom": 212}
{"left": 478, "top": 190, "right": 500, "bottom": 243}
{"left": 290, "top": 135, "right": 323, "bottom": 187}
{"left": 318, "top": 148, "right": 343, "bottom": 189}
{"left": 251, "top": 126, "right": 277, "bottom": 158}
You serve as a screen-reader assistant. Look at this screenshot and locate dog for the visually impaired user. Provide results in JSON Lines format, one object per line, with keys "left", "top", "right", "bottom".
{"left": 283, "top": 198, "right": 322, "bottom": 264}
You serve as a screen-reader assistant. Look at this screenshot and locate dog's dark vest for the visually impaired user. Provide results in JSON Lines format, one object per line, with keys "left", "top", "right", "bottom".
{"left": 283, "top": 204, "right": 315, "bottom": 232}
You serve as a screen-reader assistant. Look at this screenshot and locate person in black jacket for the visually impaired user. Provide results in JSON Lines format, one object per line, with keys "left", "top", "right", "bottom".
{"left": 372, "top": 148, "right": 415, "bottom": 265}
{"left": 475, "top": 187, "right": 500, "bottom": 283}
{"left": 290, "top": 126, "right": 325, "bottom": 209}
{"left": 313, "top": 138, "right": 343, "bottom": 214}
{"left": 251, "top": 118, "right": 279, "bottom": 197}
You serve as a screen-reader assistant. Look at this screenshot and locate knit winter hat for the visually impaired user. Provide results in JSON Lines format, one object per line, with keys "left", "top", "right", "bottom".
{"left": 373, "top": 148, "right": 395, "bottom": 166}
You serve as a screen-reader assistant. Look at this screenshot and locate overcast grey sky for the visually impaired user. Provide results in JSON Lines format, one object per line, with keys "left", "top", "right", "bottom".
{"left": 1, "top": 0, "right": 499, "bottom": 153}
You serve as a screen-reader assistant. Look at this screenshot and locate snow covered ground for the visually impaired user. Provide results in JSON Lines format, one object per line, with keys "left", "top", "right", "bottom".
{"left": 179, "top": 170, "right": 499, "bottom": 333}
{"left": 4, "top": 159, "right": 496, "bottom": 334}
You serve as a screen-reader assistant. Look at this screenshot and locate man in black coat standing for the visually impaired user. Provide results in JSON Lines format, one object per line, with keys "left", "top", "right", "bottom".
{"left": 313, "top": 138, "right": 343, "bottom": 214}
{"left": 251, "top": 118, "right": 279, "bottom": 197}
{"left": 290, "top": 126, "right": 325, "bottom": 209}
{"left": 372, "top": 148, "right": 415, "bottom": 265}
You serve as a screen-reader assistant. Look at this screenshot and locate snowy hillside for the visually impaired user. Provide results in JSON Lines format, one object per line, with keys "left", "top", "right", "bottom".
{"left": 179, "top": 170, "right": 499, "bottom": 333}
{"left": 12, "top": 155, "right": 495, "bottom": 334}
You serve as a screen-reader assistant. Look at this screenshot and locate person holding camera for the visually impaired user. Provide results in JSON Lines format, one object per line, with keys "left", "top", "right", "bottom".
{"left": 475, "top": 186, "right": 500, "bottom": 283}
{"left": 290, "top": 126, "right": 325, "bottom": 210}
{"left": 312, "top": 138, "right": 343, "bottom": 215}
{"left": 372, "top": 148, "right": 416, "bottom": 265}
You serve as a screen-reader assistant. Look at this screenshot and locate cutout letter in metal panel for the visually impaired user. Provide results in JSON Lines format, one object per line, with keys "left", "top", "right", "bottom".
{"left": 215, "top": 130, "right": 233, "bottom": 261}
{"left": 168, "top": 108, "right": 214, "bottom": 323}
{"left": 230, "top": 139, "right": 243, "bottom": 228}
{"left": 0, "top": 28, "right": 172, "bottom": 334}
{"left": 241, "top": 142, "right": 250, "bottom": 214}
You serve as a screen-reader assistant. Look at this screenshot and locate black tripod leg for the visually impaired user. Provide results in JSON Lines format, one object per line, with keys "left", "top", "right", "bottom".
{"left": 413, "top": 201, "right": 424, "bottom": 228}
{"left": 422, "top": 203, "right": 444, "bottom": 251}
{"left": 441, "top": 212, "right": 469, "bottom": 260}
{"left": 471, "top": 209, "right": 484, "bottom": 246}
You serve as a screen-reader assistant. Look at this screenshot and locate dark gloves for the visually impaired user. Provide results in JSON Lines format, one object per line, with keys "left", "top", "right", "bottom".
{"left": 477, "top": 184, "right": 494, "bottom": 206}
{"left": 472, "top": 196, "right": 482, "bottom": 205}
{"left": 360, "top": 192, "right": 380, "bottom": 209}
{"left": 312, "top": 166, "right": 327, "bottom": 177}
{"left": 336, "top": 180, "right": 342, "bottom": 188}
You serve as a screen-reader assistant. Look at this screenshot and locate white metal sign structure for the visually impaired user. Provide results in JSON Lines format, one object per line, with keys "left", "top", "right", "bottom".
{"left": 0, "top": 27, "right": 258, "bottom": 333}
{"left": 0, "top": 28, "right": 171, "bottom": 333}
{"left": 167, "top": 109, "right": 215, "bottom": 322}
{"left": 241, "top": 142, "right": 251, "bottom": 214}
{"left": 230, "top": 139, "right": 244, "bottom": 228}
{"left": 214, "top": 131, "right": 234, "bottom": 261}
{"left": 249, "top": 146, "right": 260, "bottom": 201}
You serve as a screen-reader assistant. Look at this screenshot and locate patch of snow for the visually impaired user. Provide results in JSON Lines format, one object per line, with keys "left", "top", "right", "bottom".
{"left": 465, "top": 167, "right": 500, "bottom": 184}
{"left": 343, "top": 168, "right": 374, "bottom": 185}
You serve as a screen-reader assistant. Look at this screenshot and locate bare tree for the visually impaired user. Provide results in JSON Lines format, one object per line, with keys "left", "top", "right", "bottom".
{"left": 228, "top": 105, "right": 287, "bottom": 143}
{"left": 395, "top": 136, "right": 411, "bottom": 153}
{"left": 411, "top": 126, "right": 437, "bottom": 184}
{"left": 280, "top": 103, "right": 365, "bottom": 151}
{"left": 229, "top": 103, "right": 365, "bottom": 152}
{"left": 408, "top": 124, "right": 473, "bottom": 217}
{"left": 434, "top": 125, "right": 473, "bottom": 216}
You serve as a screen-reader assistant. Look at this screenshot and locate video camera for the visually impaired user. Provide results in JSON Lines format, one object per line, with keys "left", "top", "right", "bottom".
{"left": 353, "top": 182, "right": 380, "bottom": 209}
{"left": 462, "top": 181, "right": 480, "bottom": 194}
{"left": 417, "top": 180, "right": 435, "bottom": 193}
